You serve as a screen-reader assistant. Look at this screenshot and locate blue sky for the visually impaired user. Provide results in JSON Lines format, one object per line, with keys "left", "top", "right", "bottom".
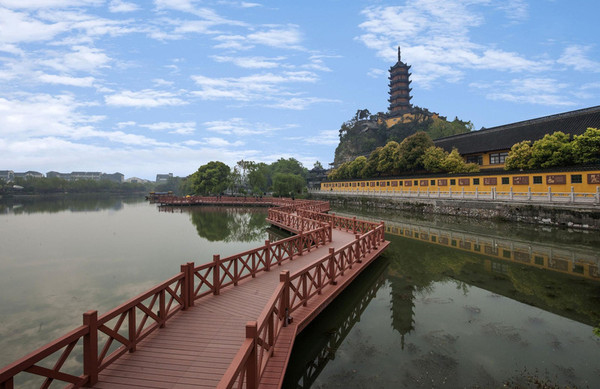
{"left": 1, "top": 0, "right": 598, "bottom": 180}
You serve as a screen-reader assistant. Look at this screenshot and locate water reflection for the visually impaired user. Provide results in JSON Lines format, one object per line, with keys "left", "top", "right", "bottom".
{"left": 0, "top": 195, "right": 144, "bottom": 214}
{"left": 159, "top": 206, "right": 269, "bottom": 242}
{"left": 284, "top": 208, "right": 600, "bottom": 388}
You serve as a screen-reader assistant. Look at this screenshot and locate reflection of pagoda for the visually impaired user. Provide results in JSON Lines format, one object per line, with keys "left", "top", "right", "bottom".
{"left": 389, "top": 276, "right": 416, "bottom": 349}
{"left": 388, "top": 46, "right": 413, "bottom": 116}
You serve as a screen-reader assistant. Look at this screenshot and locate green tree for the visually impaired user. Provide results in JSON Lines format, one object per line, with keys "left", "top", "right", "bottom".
{"left": 441, "top": 149, "right": 480, "bottom": 173}
{"left": 313, "top": 161, "right": 324, "bottom": 170}
{"left": 271, "top": 158, "right": 307, "bottom": 177}
{"left": 572, "top": 127, "right": 600, "bottom": 165}
{"left": 505, "top": 140, "right": 533, "bottom": 170}
{"left": 421, "top": 146, "right": 448, "bottom": 172}
{"left": 360, "top": 147, "right": 383, "bottom": 178}
{"left": 398, "top": 131, "right": 434, "bottom": 171}
{"left": 247, "top": 162, "right": 270, "bottom": 194}
{"left": 530, "top": 132, "right": 574, "bottom": 168}
{"left": 376, "top": 141, "right": 401, "bottom": 176}
{"left": 348, "top": 156, "right": 367, "bottom": 178}
{"left": 272, "top": 173, "right": 305, "bottom": 196}
{"left": 190, "top": 161, "right": 231, "bottom": 195}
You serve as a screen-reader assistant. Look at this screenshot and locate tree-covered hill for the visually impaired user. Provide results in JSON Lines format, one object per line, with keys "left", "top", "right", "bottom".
{"left": 333, "top": 107, "right": 473, "bottom": 167}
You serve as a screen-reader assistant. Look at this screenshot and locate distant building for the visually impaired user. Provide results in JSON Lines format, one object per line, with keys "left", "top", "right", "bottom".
{"left": 47, "top": 171, "right": 72, "bottom": 180}
{"left": 156, "top": 173, "right": 173, "bottom": 183}
{"left": 101, "top": 172, "right": 124, "bottom": 183}
{"left": 126, "top": 177, "right": 150, "bottom": 184}
{"left": 0, "top": 170, "right": 14, "bottom": 182}
{"left": 13, "top": 171, "right": 43, "bottom": 179}
{"left": 434, "top": 105, "right": 600, "bottom": 170}
{"left": 71, "top": 171, "right": 102, "bottom": 181}
{"left": 307, "top": 167, "right": 328, "bottom": 189}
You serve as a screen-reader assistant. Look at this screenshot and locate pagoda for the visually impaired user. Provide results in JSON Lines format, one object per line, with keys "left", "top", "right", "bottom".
{"left": 388, "top": 46, "right": 413, "bottom": 117}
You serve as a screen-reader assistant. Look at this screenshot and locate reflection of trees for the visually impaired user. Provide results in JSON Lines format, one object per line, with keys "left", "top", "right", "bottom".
{"left": 187, "top": 207, "right": 269, "bottom": 242}
{"left": 385, "top": 234, "right": 600, "bottom": 328}
{"left": 0, "top": 195, "right": 142, "bottom": 214}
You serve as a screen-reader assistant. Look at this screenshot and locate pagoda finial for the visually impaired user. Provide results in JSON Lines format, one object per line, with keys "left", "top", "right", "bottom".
{"left": 398, "top": 46, "right": 401, "bottom": 62}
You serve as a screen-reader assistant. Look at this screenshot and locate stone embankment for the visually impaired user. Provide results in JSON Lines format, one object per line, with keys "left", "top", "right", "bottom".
{"left": 310, "top": 193, "right": 600, "bottom": 230}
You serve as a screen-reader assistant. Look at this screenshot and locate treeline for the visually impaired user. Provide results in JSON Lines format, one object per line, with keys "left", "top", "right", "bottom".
{"left": 0, "top": 177, "right": 151, "bottom": 195}
{"left": 159, "top": 158, "right": 318, "bottom": 197}
{"left": 328, "top": 132, "right": 479, "bottom": 180}
{"left": 505, "top": 128, "right": 600, "bottom": 170}
{"left": 333, "top": 107, "right": 473, "bottom": 166}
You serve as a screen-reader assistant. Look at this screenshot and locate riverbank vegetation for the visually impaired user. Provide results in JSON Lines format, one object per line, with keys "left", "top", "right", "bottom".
{"left": 505, "top": 127, "right": 600, "bottom": 170}
{"left": 0, "top": 176, "right": 151, "bottom": 196}
{"left": 328, "top": 132, "right": 479, "bottom": 180}
{"left": 179, "top": 158, "right": 314, "bottom": 197}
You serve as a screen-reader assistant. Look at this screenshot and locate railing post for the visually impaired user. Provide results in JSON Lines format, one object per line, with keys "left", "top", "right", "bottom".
{"left": 246, "top": 321, "right": 258, "bottom": 389}
{"left": 280, "top": 271, "right": 291, "bottom": 326}
{"left": 265, "top": 240, "right": 271, "bottom": 271}
{"left": 299, "top": 230, "right": 304, "bottom": 256}
{"left": 528, "top": 187, "right": 532, "bottom": 200}
{"left": 596, "top": 187, "right": 600, "bottom": 205}
{"left": 353, "top": 216, "right": 357, "bottom": 234}
{"left": 355, "top": 234, "right": 362, "bottom": 263}
{"left": 159, "top": 289, "right": 166, "bottom": 328}
{"left": 329, "top": 247, "right": 337, "bottom": 285}
{"left": 213, "top": 255, "right": 221, "bottom": 295}
{"left": 181, "top": 264, "right": 189, "bottom": 309}
{"left": 475, "top": 187, "right": 478, "bottom": 199}
{"left": 187, "top": 262, "right": 195, "bottom": 307}
{"left": 570, "top": 186, "right": 575, "bottom": 203}
{"left": 380, "top": 221, "right": 385, "bottom": 242}
{"left": 1, "top": 378, "right": 14, "bottom": 389}
{"left": 83, "top": 310, "right": 98, "bottom": 387}
{"left": 128, "top": 307, "right": 136, "bottom": 353}
{"left": 510, "top": 187, "right": 513, "bottom": 200}
{"left": 548, "top": 187, "right": 552, "bottom": 202}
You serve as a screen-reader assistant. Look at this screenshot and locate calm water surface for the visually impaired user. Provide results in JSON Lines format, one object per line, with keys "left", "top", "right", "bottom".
{"left": 283, "top": 206, "right": 600, "bottom": 388}
{"left": 0, "top": 196, "right": 271, "bottom": 369}
{"left": 1, "top": 197, "right": 599, "bottom": 388}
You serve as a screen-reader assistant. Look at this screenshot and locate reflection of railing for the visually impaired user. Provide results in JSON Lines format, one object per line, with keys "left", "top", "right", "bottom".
{"left": 218, "top": 216, "right": 386, "bottom": 389}
{"left": 0, "top": 197, "right": 333, "bottom": 389}
{"left": 311, "top": 187, "right": 600, "bottom": 205}
{"left": 286, "top": 262, "right": 387, "bottom": 389}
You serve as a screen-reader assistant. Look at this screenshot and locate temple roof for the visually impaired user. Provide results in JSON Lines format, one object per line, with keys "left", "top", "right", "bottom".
{"left": 433, "top": 105, "right": 600, "bottom": 155}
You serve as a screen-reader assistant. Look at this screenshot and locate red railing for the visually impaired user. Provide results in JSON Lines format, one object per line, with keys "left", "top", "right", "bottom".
{"left": 217, "top": 221, "right": 386, "bottom": 389}
{"left": 0, "top": 198, "right": 334, "bottom": 389}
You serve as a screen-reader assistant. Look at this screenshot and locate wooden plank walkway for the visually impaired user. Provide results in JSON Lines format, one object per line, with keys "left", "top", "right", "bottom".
{"left": 93, "top": 230, "right": 359, "bottom": 388}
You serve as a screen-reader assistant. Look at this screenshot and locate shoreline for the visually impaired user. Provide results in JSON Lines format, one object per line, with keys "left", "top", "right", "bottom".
{"left": 310, "top": 192, "right": 600, "bottom": 230}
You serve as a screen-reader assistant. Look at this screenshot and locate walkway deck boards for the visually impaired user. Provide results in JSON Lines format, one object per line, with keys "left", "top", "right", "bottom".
{"left": 93, "top": 229, "right": 358, "bottom": 388}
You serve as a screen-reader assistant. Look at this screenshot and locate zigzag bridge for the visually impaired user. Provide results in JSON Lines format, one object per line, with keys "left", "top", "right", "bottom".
{"left": 0, "top": 197, "right": 389, "bottom": 389}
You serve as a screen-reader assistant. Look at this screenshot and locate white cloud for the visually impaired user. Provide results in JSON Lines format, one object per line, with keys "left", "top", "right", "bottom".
{"left": 367, "top": 68, "right": 386, "bottom": 78}
{"left": 0, "top": 0, "right": 102, "bottom": 9}
{"left": 37, "top": 73, "right": 95, "bottom": 87}
{"left": 203, "top": 137, "right": 244, "bottom": 147}
{"left": 0, "top": 8, "right": 68, "bottom": 43}
{"left": 108, "top": 0, "right": 140, "bottom": 13}
{"left": 247, "top": 25, "right": 303, "bottom": 49}
{"left": 203, "top": 118, "right": 295, "bottom": 136}
{"left": 241, "top": 2, "right": 261, "bottom": 8}
{"left": 558, "top": 45, "right": 600, "bottom": 73}
{"left": 268, "top": 97, "right": 340, "bottom": 110}
{"left": 357, "top": 1, "right": 548, "bottom": 87}
{"left": 140, "top": 121, "right": 196, "bottom": 135}
{"left": 211, "top": 55, "right": 284, "bottom": 69}
{"left": 470, "top": 78, "right": 576, "bottom": 107}
{"left": 40, "top": 46, "right": 111, "bottom": 72}
{"left": 105, "top": 89, "right": 187, "bottom": 107}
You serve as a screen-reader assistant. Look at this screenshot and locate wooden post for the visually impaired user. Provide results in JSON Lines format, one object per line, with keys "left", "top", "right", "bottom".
{"left": 128, "top": 307, "right": 136, "bottom": 353}
{"left": 353, "top": 216, "right": 357, "bottom": 234}
{"left": 299, "top": 230, "right": 304, "bottom": 256}
{"left": 180, "top": 264, "right": 189, "bottom": 309}
{"left": 83, "top": 310, "right": 98, "bottom": 387}
{"left": 0, "top": 377, "right": 14, "bottom": 389}
{"left": 329, "top": 248, "right": 337, "bottom": 285}
{"left": 265, "top": 240, "right": 271, "bottom": 272}
{"left": 246, "top": 322, "right": 258, "bottom": 389}
{"left": 280, "top": 271, "right": 291, "bottom": 326}
{"left": 355, "top": 234, "right": 362, "bottom": 263}
{"left": 159, "top": 289, "right": 166, "bottom": 328}
{"left": 187, "top": 262, "right": 195, "bottom": 307}
{"left": 213, "top": 255, "right": 221, "bottom": 295}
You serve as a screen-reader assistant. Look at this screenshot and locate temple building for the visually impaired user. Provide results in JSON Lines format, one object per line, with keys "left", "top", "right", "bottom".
{"left": 388, "top": 47, "right": 412, "bottom": 117}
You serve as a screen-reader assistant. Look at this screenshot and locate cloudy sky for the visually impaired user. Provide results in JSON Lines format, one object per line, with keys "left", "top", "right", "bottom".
{"left": 1, "top": 0, "right": 598, "bottom": 180}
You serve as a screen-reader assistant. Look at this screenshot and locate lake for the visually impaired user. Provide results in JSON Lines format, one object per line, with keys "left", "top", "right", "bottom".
{"left": 1, "top": 196, "right": 598, "bottom": 388}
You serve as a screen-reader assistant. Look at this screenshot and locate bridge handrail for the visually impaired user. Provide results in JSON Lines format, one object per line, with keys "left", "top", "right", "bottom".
{"left": 217, "top": 222, "right": 386, "bottom": 389}
{"left": 0, "top": 198, "right": 338, "bottom": 389}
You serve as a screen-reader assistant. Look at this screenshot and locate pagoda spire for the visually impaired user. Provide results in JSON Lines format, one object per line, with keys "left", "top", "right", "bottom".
{"left": 398, "top": 46, "right": 401, "bottom": 62}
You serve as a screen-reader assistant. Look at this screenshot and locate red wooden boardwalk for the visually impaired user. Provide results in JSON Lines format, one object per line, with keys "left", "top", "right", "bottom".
{"left": 0, "top": 198, "right": 389, "bottom": 389}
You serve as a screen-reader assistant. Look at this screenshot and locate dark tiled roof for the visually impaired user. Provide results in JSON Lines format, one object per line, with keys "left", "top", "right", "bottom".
{"left": 434, "top": 106, "right": 600, "bottom": 154}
